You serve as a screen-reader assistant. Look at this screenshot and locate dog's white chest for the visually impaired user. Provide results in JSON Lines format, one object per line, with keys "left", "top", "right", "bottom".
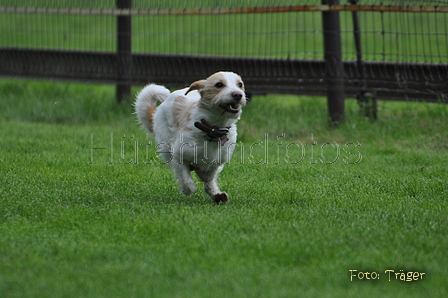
{"left": 174, "top": 131, "right": 236, "bottom": 168}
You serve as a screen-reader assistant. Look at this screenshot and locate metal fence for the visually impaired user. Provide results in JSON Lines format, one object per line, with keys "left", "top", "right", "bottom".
{"left": 1, "top": 0, "right": 447, "bottom": 120}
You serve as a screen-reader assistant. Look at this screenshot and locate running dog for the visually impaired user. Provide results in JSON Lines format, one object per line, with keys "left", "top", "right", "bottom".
{"left": 134, "top": 71, "right": 247, "bottom": 203}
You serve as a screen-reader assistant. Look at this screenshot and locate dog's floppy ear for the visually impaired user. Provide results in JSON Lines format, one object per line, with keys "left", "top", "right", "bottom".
{"left": 185, "top": 80, "right": 206, "bottom": 95}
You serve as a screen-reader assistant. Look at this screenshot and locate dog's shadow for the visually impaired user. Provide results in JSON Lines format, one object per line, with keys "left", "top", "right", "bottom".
{"left": 136, "top": 191, "right": 222, "bottom": 206}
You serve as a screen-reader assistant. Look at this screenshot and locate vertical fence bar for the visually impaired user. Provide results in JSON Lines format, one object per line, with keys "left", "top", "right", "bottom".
{"left": 322, "top": 0, "right": 345, "bottom": 125}
{"left": 350, "top": 0, "right": 377, "bottom": 119}
{"left": 116, "top": 0, "right": 132, "bottom": 103}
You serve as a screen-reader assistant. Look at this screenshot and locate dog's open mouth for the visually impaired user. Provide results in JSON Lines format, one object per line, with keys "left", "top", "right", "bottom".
{"left": 219, "top": 103, "right": 240, "bottom": 114}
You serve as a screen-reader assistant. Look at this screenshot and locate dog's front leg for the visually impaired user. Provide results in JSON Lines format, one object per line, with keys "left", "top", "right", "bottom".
{"left": 171, "top": 163, "right": 197, "bottom": 196}
{"left": 195, "top": 167, "right": 228, "bottom": 203}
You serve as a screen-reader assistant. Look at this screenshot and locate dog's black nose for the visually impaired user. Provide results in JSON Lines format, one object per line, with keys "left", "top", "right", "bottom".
{"left": 232, "top": 92, "right": 243, "bottom": 102}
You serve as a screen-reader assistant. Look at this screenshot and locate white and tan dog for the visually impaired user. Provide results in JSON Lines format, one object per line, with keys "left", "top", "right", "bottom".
{"left": 134, "top": 71, "right": 247, "bottom": 203}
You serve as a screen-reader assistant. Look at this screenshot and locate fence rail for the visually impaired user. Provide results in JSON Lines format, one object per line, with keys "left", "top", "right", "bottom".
{"left": 2, "top": 4, "right": 448, "bottom": 15}
{"left": 2, "top": 48, "right": 446, "bottom": 102}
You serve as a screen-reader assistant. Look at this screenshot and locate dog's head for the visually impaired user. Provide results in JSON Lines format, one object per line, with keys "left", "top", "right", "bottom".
{"left": 185, "top": 72, "right": 246, "bottom": 118}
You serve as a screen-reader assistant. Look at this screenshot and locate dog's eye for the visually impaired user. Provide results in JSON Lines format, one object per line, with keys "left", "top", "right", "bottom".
{"left": 215, "top": 82, "right": 224, "bottom": 88}
{"left": 237, "top": 82, "right": 243, "bottom": 88}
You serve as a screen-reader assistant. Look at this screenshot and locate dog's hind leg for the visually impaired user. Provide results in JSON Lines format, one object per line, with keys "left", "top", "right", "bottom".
{"left": 195, "top": 168, "right": 228, "bottom": 203}
{"left": 171, "top": 163, "right": 197, "bottom": 196}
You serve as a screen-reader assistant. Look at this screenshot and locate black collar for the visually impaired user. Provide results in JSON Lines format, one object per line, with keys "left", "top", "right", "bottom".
{"left": 194, "top": 119, "right": 230, "bottom": 142}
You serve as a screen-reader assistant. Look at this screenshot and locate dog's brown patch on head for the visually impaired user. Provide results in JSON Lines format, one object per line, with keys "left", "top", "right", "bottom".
{"left": 196, "top": 73, "right": 228, "bottom": 107}
{"left": 204, "top": 72, "right": 227, "bottom": 91}
{"left": 185, "top": 79, "right": 206, "bottom": 95}
{"left": 172, "top": 95, "right": 197, "bottom": 129}
{"left": 236, "top": 78, "right": 245, "bottom": 91}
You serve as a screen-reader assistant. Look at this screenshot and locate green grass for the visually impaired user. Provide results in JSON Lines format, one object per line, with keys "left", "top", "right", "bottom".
{"left": 0, "top": 79, "right": 447, "bottom": 297}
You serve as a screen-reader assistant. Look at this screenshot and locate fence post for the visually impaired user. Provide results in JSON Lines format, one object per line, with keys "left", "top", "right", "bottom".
{"left": 322, "top": 0, "right": 345, "bottom": 125}
{"left": 116, "top": 0, "right": 132, "bottom": 103}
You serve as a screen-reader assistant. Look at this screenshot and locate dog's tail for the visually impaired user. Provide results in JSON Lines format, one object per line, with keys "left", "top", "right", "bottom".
{"left": 134, "top": 84, "right": 170, "bottom": 132}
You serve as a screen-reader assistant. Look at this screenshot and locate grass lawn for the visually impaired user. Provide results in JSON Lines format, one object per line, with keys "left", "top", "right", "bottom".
{"left": 0, "top": 80, "right": 447, "bottom": 297}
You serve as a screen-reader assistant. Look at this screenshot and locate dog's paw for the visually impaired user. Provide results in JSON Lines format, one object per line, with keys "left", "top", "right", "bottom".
{"left": 180, "top": 182, "right": 197, "bottom": 196}
{"left": 212, "top": 192, "right": 228, "bottom": 204}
